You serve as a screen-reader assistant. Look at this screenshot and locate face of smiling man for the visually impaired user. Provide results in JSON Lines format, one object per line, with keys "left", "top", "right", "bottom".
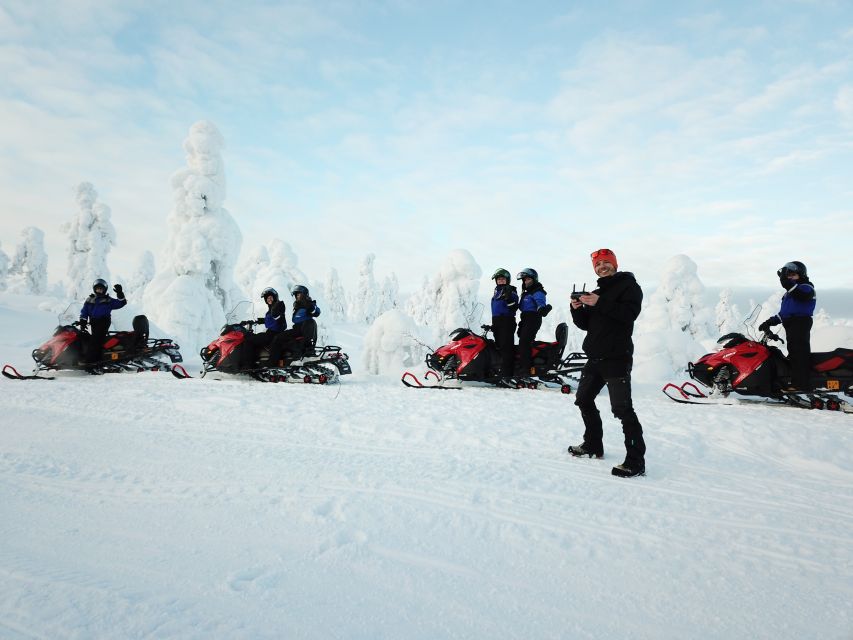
{"left": 594, "top": 260, "right": 616, "bottom": 278}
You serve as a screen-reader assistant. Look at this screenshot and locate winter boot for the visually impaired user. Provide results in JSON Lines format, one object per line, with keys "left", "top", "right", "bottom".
{"left": 568, "top": 443, "right": 603, "bottom": 459}
{"left": 611, "top": 460, "right": 645, "bottom": 478}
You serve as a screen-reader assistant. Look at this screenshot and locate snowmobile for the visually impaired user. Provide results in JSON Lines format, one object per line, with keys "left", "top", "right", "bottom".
{"left": 199, "top": 317, "right": 352, "bottom": 384}
{"left": 401, "top": 322, "right": 587, "bottom": 392}
{"left": 663, "top": 329, "right": 853, "bottom": 412}
{"left": 2, "top": 314, "right": 186, "bottom": 380}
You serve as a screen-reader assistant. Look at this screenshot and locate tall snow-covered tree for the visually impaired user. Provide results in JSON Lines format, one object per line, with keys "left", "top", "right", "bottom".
{"left": 351, "top": 253, "right": 380, "bottom": 325}
{"left": 324, "top": 267, "right": 348, "bottom": 322}
{"left": 378, "top": 272, "right": 400, "bottom": 315}
{"left": 125, "top": 250, "right": 155, "bottom": 301}
{"left": 8, "top": 227, "right": 48, "bottom": 294}
{"left": 714, "top": 288, "right": 742, "bottom": 335}
{"left": 405, "top": 249, "right": 483, "bottom": 342}
{"left": 252, "top": 239, "right": 308, "bottom": 300}
{"left": 0, "top": 241, "right": 9, "bottom": 291}
{"left": 143, "top": 121, "right": 243, "bottom": 353}
{"left": 63, "top": 182, "right": 116, "bottom": 300}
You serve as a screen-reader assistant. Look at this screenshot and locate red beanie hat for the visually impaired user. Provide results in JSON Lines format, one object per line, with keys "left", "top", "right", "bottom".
{"left": 591, "top": 248, "right": 618, "bottom": 270}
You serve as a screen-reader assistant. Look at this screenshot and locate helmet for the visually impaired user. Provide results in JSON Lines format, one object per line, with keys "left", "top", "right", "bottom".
{"left": 261, "top": 287, "right": 278, "bottom": 302}
{"left": 778, "top": 261, "right": 808, "bottom": 279}
{"left": 291, "top": 284, "right": 309, "bottom": 297}
{"left": 92, "top": 278, "right": 108, "bottom": 294}
{"left": 516, "top": 268, "right": 538, "bottom": 282}
{"left": 492, "top": 268, "right": 511, "bottom": 281}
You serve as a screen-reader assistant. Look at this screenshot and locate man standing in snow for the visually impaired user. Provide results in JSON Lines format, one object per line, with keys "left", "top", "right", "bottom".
{"left": 568, "top": 249, "right": 646, "bottom": 478}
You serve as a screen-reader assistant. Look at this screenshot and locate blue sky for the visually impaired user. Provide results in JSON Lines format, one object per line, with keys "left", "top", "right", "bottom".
{"left": 1, "top": 0, "right": 852, "bottom": 297}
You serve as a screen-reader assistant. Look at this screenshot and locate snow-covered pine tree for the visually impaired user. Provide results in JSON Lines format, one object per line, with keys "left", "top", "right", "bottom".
{"left": 351, "top": 253, "right": 379, "bottom": 325}
{"left": 8, "top": 227, "right": 48, "bottom": 294}
{"left": 714, "top": 288, "right": 742, "bottom": 335}
{"left": 63, "top": 182, "right": 117, "bottom": 300}
{"left": 405, "top": 275, "right": 431, "bottom": 326}
{"left": 252, "top": 239, "right": 308, "bottom": 300}
{"left": 324, "top": 267, "right": 348, "bottom": 322}
{"left": 0, "top": 241, "right": 9, "bottom": 291}
{"left": 378, "top": 272, "right": 400, "bottom": 315}
{"left": 143, "top": 121, "right": 243, "bottom": 353}
{"left": 125, "top": 250, "right": 155, "bottom": 301}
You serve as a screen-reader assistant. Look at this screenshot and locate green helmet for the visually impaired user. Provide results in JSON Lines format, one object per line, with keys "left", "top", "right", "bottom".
{"left": 492, "top": 268, "right": 511, "bottom": 280}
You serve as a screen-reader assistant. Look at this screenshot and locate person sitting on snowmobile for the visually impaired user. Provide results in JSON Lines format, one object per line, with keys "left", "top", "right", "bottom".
{"left": 757, "top": 261, "right": 816, "bottom": 392}
{"left": 567, "top": 248, "right": 646, "bottom": 478}
{"left": 268, "top": 285, "right": 321, "bottom": 365}
{"left": 491, "top": 268, "right": 519, "bottom": 378}
{"left": 247, "top": 287, "right": 288, "bottom": 361}
{"left": 79, "top": 278, "right": 127, "bottom": 365}
{"left": 515, "top": 268, "right": 551, "bottom": 378}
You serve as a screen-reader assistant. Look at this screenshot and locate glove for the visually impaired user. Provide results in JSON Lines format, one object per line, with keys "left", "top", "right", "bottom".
{"left": 79, "top": 319, "right": 88, "bottom": 331}
{"left": 113, "top": 283, "right": 125, "bottom": 299}
{"left": 499, "top": 285, "right": 517, "bottom": 302}
{"left": 257, "top": 317, "right": 265, "bottom": 324}
{"left": 539, "top": 304, "right": 553, "bottom": 317}
{"left": 758, "top": 317, "right": 779, "bottom": 332}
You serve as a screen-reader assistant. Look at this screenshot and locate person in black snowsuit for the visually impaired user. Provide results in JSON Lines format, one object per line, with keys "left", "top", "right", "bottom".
{"left": 268, "top": 285, "right": 321, "bottom": 365}
{"left": 758, "top": 261, "right": 816, "bottom": 392}
{"left": 567, "top": 249, "right": 646, "bottom": 478}
{"left": 79, "top": 278, "right": 127, "bottom": 365}
{"left": 248, "top": 287, "right": 288, "bottom": 364}
{"left": 490, "top": 268, "right": 519, "bottom": 378}
{"left": 515, "top": 268, "right": 552, "bottom": 378}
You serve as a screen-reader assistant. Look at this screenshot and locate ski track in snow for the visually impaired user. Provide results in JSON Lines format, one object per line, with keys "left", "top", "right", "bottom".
{"left": 1, "top": 368, "right": 852, "bottom": 640}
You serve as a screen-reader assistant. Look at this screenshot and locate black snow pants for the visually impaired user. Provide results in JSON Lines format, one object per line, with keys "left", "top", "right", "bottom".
{"left": 85, "top": 317, "right": 111, "bottom": 364}
{"left": 491, "top": 315, "right": 516, "bottom": 377}
{"left": 516, "top": 312, "right": 541, "bottom": 376}
{"left": 574, "top": 357, "right": 645, "bottom": 466}
{"left": 783, "top": 316, "right": 813, "bottom": 391}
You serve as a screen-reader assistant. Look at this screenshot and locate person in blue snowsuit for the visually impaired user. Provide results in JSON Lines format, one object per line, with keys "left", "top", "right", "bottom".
{"left": 79, "top": 278, "right": 127, "bottom": 363}
{"left": 758, "top": 261, "right": 816, "bottom": 391}
{"left": 269, "top": 285, "right": 321, "bottom": 364}
{"left": 490, "top": 268, "right": 518, "bottom": 378}
{"left": 515, "top": 268, "right": 552, "bottom": 377}
{"left": 248, "top": 286, "right": 288, "bottom": 362}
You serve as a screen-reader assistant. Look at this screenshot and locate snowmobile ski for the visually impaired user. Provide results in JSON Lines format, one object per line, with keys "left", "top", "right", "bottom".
{"left": 2, "top": 364, "right": 55, "bottom": 381}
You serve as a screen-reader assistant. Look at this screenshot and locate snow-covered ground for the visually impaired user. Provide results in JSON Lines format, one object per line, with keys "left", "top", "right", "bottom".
{"left": 1, "top": 296, "right": 852, "bottom": 639}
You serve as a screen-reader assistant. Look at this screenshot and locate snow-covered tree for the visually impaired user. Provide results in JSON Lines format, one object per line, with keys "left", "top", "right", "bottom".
{"left": 0, "top": 241, "right": 9, "bottom": 291}
{"left": 124, "top": 250, "right": 155, "bottom": 301}
{"left": 351, "top": 253, "right": 380, "bottom": 324}
{"left": 378, "top": 272, "right": 400, "bottom": 315}
{"left": 143, "top": 121, "right": 243, "bottom": 353}
{"left": 252, "top": 239, "right": 308, "bottom": 299}
{"left": 236, "top": 245, "right": 270, "bottom": 297}
{"left": 405, "top": 249, "right": 483, "bottom": 343}
{"left": 363, "top": 309, "right": 426, "bottom": 375}
{"left": 814, "top": 307, "right": 832, "bottom": 328}
{"left": 714, "top": 288, "right": 742, "bottom": 336}
{"left": 633, "top": 255, "right": 712, "bottom": 380}
{"left": 324, "top": 267, "right": 348, "bottom": 322}
{"left": 8, "top": 227, "right": 48, "bottom": 294}
{"left": 63, "top": 182, "right": 116, "bottom": 300}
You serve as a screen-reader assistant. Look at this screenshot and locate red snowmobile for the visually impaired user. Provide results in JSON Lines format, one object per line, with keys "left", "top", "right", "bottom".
{"left": 663, "top": 330, "right": 853, "bottom": 412}
{"left": 401, "top": 322, "right": 587, "bottom": 391}
{"left": 2, "top": 314, "right": 186, "bottom": 380}
{"left": 199, "top": 318, "right": 351, "bottom": 384}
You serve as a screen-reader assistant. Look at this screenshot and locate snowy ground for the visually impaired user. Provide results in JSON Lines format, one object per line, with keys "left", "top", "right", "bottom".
{"left": 1, "top": 296, "right": 852, "bottom": 639}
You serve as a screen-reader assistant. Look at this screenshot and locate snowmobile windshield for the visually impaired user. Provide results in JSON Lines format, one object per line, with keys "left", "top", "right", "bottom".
{"left": 58, "top": 303, "right": 79, "bottom": 327}
{"left": 226, "top": 300, "right": 254, "bottom": 324}
{"left": 449, "top": 328, "right": 473, "bottom": 341}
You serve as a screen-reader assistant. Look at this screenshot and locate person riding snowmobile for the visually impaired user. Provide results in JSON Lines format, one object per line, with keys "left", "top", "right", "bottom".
{"left": 247, "top": 287, "right": 288, "bottom": 361}
{"left": 758, "top": 261, "right": 816, "bottom": 392}
{"left": 490, "top": 268, "right": 518, "bottom": 378}
{"left": 79, "top": 278, "right": 127, "bottom": 365}
{"left": 268, "top": 285, "right": 321, "bottom": 365}
{"left": 515, "top": 268, "right": 551, "bottom": 377}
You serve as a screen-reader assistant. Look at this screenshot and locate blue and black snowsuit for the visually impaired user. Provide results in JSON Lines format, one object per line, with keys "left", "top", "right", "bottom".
{"left": 766, "top": 275, "right": 816, "bottom": 390}
{"left": 270, "top": 297, "right": 321, "bottom": 363}
{"left": 248, "top": 300, "right": 288, "bottom": 360}
{"left": 491, "top": 284, "right": 518, "bottom": 376}
{"left": 516, "top": 281, "right": 548, "bottom": 376}
{"left": 79, "top": 291, "right": 127, "bottom": 363}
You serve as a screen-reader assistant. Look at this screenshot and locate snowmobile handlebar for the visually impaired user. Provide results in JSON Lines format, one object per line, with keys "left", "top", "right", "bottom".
{"left": 761, "top": 330, "right": 784, "bottom": 344}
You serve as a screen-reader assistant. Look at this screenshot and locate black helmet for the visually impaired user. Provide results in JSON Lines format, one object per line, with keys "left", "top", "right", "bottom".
{"left": 92, "top": 278, "right": 108, "bottom": 294}
{"left": 516, "top": 268, "right": 538, "bottom": 282}
{"left": 778, "top": 261, "right": 808, "bottom": 279}
{"left": 291, "top": 284, "right": 309, "bottom": 297}
{"left": 261, "top": 287, "right": 278, "bottom": 302}
{"left": 492, "top": 268, "right": 511, "bottom": 280}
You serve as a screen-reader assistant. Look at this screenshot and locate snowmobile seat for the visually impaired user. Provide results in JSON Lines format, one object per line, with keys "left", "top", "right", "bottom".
{"left": 811, "top": 348, "right": 853, "bottom": 374}
{"left": 301, "top": 318, "right": 318, "bottom": 350}
{"left": 554, "top": 322, "right": 568, "bottom": 359}
{"left": 132, "top": 315, "right": 150, "bottom": 346}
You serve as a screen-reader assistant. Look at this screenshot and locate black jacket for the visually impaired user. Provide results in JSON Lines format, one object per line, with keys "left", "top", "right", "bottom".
{"left": 570, "top": 271, "right": 643, "bottom": 359}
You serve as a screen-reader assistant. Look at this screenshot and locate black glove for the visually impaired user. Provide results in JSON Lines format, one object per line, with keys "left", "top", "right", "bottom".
{"left": 79, "top": 319, "right": 87, "bottom": 331}
{"left": 499, "top": 285, "right": 517, "bottom": 302}
{"left": 539, "top": 304, "right": 553, "bottom": 317}
{"left": 113, "top": 283, "right": 125, "bottom": 299}
{"left": 257, "top": 317, "right": 265, "bottom": 324}
{"left": 758, "top": 317, "right": 779, "bottom": 332}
